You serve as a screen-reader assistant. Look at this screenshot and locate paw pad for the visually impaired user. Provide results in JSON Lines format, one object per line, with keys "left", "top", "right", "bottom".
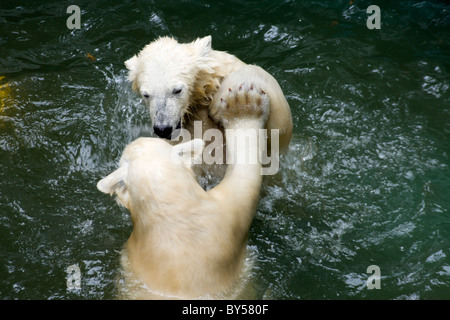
{"left": 212, "top": 81, "right": 270, "bottom": 128}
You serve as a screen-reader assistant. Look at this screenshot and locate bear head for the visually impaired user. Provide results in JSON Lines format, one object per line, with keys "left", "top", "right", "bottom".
{"left": 97, "top": 138, "right": 205, "bottom": 213}
{"left": 125, "top": 36, "right": 216, "bottom": 140}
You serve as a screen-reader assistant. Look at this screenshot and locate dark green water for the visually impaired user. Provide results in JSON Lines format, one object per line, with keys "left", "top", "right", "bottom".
{"left": 0, "top": 0, "right": 449, "bottom": 299}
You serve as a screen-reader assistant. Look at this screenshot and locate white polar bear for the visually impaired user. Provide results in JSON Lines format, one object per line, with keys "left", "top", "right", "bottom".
{"left": 124, "top": 35, "right": 293, "bottom": 157}
{"left": 98, "top": 84, "right": 270, "bottom": 299}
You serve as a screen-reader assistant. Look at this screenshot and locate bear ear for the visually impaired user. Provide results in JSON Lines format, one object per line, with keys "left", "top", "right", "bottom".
{"left": 194, "top": 35, "right": 212, "bottom": 57}
{"left": 124, "top": 55, "right": 138, "bottom": 72}
{"left": 97, "top": 164, "right": 128, "bottom": 195}
{"left": 171, "top": 139, "right": 205, "bottom": 166}
{"left": 124, "top": 55, "right": 140, "bottom": 84}
{"left": 97, "top": 165, "right": 130, "bottom": 208}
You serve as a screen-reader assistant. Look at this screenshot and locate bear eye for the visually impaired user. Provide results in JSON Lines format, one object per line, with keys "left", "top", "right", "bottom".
{"left": 142, "top": 92, "right": 150, "bottom": 99}
{"left": 172, "top": 87, "right": 182, "bottom": 95}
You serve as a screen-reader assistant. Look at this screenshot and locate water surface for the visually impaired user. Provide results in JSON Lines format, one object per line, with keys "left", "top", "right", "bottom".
{"left": 0, "top": 0, "right": 449, "bottom": 299}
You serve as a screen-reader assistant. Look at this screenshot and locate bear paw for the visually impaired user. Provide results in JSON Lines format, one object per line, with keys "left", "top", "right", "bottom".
{"left": 211, "top": 82, "right": 270, "bottom": 129}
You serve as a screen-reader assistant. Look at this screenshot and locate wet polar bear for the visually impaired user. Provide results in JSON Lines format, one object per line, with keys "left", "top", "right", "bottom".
{"left": 124, "top": 36, "right": 293, "bottom": 169}
{"left": 98, "top": 84, "right": 270, "bottom": 299}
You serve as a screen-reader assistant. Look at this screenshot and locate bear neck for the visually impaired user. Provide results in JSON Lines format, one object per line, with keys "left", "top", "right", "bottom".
{"left": 189, "top": 49, "right": 246, "bottom": 111}
{"left": 128, "top": 180, "right": 206, "bottom": 241}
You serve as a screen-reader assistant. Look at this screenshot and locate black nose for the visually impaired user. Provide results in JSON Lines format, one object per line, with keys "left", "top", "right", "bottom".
{"left": 153, "top": 125, "right": 173, "bottom": 139}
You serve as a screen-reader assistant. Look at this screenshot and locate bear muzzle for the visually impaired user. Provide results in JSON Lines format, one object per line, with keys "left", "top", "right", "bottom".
{"left": 153, "top": 121, "right": 181, "bottom": 139}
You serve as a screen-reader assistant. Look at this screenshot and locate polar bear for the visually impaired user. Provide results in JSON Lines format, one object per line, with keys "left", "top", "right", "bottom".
{"left": 98, "top": 83, "right": 269, "bottom": 299}
{"left": 124, "top": 35, "right": 292, "bottom": 156}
